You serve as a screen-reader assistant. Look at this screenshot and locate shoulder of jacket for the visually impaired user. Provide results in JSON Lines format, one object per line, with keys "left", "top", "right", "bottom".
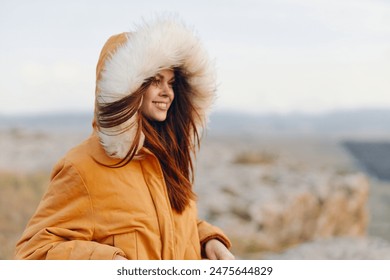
{"left": 50, "top": 138, "right": 94, "bottom": 179}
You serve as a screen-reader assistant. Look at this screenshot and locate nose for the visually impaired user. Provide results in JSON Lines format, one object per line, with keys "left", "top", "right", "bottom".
{"left": 159, "top": 82, "right": 174, "bottom": 98}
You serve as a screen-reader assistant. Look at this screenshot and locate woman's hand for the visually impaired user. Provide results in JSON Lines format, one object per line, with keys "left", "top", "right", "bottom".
{"left": 205, "top": 239, "right": 235, "bottom": 260}
{"left": 114, "top": 254, "right": 127, "bottom": 260}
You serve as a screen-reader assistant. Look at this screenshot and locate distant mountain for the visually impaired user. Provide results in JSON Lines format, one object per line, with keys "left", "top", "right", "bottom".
{"left": 343, "top": 141, "right": 390, "bottom": 181}
{"left": 1, "top": 108, "right": 390, "bottom": 137}
{"left": 0, "top": 112, "right": 93, "bottom": 133}
{"left": 208, "top": 108, "right": 390, "bottom": 137}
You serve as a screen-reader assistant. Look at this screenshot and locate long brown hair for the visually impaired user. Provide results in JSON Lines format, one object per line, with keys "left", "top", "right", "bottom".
{"left": 96, "top": 68, "right": 200, "bottom": 213}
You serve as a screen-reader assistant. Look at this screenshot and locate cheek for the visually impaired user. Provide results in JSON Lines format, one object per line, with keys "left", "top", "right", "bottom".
{"left": 140, "top": 98, "right": 150, "bottom": 115}
{"left": 143, "top": 89, "right": 153, "bottom": 102}
{"left": 141, "top": 101, "right": 152, "bottom": 116}
{"left": 141, "top": 89, "right": 155, "bottom": 108}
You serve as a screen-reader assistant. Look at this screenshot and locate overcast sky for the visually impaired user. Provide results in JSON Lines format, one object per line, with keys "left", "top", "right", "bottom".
{"left": 1, "top": 0, "right": 389, "bottom": 115}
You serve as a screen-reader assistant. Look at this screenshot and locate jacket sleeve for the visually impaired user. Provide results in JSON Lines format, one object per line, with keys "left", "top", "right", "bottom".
{"left": 197, "top": 219, "right": 232, "bottom": 257}
{"left": 14, "top": 159, "right": 126, "bottom": 260}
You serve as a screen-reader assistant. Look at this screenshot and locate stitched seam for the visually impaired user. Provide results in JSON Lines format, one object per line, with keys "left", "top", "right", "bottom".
{"left": 64, "top": 160, "right": 96, "bottom": 240}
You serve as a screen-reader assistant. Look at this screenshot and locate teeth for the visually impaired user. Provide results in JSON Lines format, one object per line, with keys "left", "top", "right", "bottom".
{"left": 154, "top": 102, "right": 167, "bottom": 109}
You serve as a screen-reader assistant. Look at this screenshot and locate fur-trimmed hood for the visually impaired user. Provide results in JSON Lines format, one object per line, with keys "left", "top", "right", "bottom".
{"left": 94, "top": 17, "right": 217, "bottom": 159}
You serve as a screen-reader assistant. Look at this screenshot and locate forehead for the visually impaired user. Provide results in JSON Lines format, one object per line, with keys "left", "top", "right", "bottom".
{"left": 156, "top": 69, "right": 174, "bottom": 80}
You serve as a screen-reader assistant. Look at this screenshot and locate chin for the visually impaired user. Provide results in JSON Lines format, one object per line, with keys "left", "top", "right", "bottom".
{"left": 151, "top": 113, "right": 168, "bottom": 122}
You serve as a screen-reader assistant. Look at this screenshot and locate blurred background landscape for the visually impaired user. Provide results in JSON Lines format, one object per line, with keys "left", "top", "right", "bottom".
{"left": 1, "top": 0, "right": 390, "bottom": 259}
{"left": 1, "top": 109, "right": 390, "bottom": 259}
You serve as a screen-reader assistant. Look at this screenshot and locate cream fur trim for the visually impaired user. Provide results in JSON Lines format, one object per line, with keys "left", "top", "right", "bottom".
{"left": 96, "top": 17, "right": 216, "bottom": 159}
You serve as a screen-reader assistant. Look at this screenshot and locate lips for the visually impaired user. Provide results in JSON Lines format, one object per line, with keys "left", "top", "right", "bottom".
{"left": 153, "top": 102, "right": 168, "bottom": 110}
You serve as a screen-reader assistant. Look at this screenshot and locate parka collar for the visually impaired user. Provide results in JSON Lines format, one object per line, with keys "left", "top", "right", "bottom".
{"left": 88, "top": 131, "right": 153, "bottom": 167}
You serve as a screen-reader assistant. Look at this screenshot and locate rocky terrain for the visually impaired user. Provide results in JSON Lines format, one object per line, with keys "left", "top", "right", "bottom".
{"left": 194, "top": 134, "right": 390, "bottom": 259}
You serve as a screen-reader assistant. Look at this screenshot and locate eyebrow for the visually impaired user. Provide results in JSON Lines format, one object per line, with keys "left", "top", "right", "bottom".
{"left": 155, "top": 73, "right": 175, "bottom": 82}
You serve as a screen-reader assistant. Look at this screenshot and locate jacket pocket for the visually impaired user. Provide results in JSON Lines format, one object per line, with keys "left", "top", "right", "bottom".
{"left": 113, "top": 231, "right": 138, "bottom": 260}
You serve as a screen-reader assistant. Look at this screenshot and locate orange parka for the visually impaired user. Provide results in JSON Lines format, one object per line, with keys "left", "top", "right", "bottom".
{"left": 14, "top": 17, "right": 231, "bottom": 260}
{"left": 14, "top": 132, "right": 230, "bottom": 259}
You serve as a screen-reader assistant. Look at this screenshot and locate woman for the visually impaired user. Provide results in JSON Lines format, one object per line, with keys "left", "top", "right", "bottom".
{"left": 14, "top": 17, "right": 234, "bottom": 260}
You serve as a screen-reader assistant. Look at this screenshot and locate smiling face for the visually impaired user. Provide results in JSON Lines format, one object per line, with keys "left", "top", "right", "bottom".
{"left": 140, "top": 69, "right": 175, "bottom": 122}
